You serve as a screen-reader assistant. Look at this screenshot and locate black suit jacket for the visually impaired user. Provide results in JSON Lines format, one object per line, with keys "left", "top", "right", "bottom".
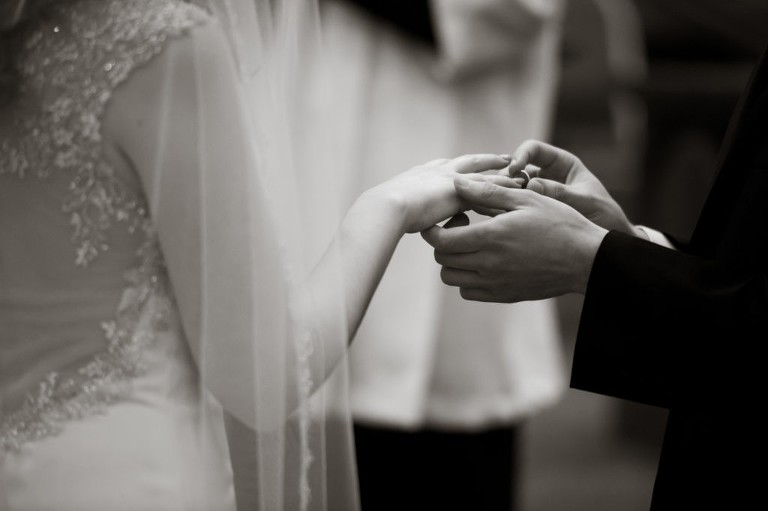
{"left": 572, "top": 49, "right": 768, "bottom": 509}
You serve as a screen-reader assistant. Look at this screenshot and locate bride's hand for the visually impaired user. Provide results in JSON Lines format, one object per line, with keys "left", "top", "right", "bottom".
{"left": 365, "top": 153, "right": 512, "bottom": 233}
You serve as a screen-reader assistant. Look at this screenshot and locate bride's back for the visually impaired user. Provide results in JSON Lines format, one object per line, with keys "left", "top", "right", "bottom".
{"left": 0, "top": 1, "right": 235, "bottom": 509}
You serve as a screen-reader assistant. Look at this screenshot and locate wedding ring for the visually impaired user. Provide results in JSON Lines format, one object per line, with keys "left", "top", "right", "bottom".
{"left": 512, "top": 169, "right": 531, "bottom": 189}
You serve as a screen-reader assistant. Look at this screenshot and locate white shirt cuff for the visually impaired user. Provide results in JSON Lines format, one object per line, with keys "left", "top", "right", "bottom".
{"left": 637, "top": 225, "right": 676, "bottom": 250}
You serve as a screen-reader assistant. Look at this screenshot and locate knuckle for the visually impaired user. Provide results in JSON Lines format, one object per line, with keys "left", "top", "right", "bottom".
{"left": 548, "top": 183, "right": 563, "bottom": 201}
{"left": 480, "top": 183, "right": 497, "bottom": 200}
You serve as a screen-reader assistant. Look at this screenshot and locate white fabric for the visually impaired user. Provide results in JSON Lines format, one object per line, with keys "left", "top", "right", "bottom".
{"left": 141, "top": 11, "right": 357, "bottom": 510}
{"left": 0, "top": 1, "right": 357, "bottom": 510}
{"left": 0, "top": 5, "right": 236, "bottom": 510}
{"left": 0, "top": 309, "right": 236, "bottom": 511}
{"left": 317, "top": 0, "right": 567, "bottom": 430}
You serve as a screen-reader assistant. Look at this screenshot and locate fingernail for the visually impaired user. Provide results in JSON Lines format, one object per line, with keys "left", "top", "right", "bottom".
{"left": 501, "top": 154, "right": 512, "bottom": 162}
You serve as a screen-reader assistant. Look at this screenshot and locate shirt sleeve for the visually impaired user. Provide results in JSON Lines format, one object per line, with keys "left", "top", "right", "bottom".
{"left": 636, "top": 225, "right": 677, "bottom": 250}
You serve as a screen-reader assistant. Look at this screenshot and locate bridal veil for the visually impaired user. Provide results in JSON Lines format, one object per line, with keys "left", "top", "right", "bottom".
{"left": 147, "top": 1, "right": 357, "bottom": 509}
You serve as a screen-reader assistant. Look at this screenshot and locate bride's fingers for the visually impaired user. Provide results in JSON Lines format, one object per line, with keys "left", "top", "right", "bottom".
{"left": 451, "top": 153, "right": 512, "bottom": 174}
{"left": 460, "top": 175, "right": 523, "bottom": 213}
{"left": 462, "top": 173, "right": 521, "bottom": 188}
{"left": 453, "top": 175, "right": 533, "bottom": 212}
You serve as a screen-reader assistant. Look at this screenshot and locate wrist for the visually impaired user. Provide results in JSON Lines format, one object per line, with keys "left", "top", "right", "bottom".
{"left": 353, "top": 187, "right": 409, "bottom": 236}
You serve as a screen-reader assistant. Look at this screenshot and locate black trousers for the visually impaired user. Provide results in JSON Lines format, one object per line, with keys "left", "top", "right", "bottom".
{"left": 354, "top": 423, "right": 519, "bottom": 511}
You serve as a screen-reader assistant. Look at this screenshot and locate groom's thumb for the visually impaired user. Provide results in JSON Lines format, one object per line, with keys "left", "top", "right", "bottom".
{"left": 528, "top": 178, "right": 595, "bottom": 220}
{"left": 527, "top": 178, "right": 571, "bottom": 204}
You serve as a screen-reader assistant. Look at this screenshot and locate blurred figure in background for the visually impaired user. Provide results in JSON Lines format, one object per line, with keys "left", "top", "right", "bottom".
{"left": 314, "top": 1, "right": 566, "bottom": 509}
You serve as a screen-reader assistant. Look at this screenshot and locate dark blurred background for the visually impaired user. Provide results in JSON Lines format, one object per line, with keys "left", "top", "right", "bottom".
{"left": 523, "top": 1, "right": 766, "bottom": 509}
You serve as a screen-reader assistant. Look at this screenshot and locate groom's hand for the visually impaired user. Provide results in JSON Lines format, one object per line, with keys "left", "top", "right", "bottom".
{"left": 509, "top": 140, "right": 645, "bottom": 239}
{"left": 421, "top": 176, "right": 607, "bottom": 303}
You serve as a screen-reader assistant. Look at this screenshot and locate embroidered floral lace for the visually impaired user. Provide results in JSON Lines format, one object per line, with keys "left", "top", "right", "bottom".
{"left": 0, "top": 0, "right": 207, "bottom": 452}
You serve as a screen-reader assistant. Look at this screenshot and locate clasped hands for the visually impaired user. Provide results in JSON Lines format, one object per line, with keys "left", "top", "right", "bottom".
{"left": 420, "top": 140, "right": 641, "bottom": 303}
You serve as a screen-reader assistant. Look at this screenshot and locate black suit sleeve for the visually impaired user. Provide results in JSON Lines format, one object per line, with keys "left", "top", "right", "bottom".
{"left": 571, "top": 231, "right": 768, "bottom": 410}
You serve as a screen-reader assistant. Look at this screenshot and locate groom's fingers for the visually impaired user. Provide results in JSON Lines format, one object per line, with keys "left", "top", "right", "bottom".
{"left": 421, "top": 222, "right": 486, "bottom": 253}
{"left": 527, "top": 177, "right": 570, "bottom": 202}
{"left": 527, "top": 178, "right": 594, "bottom": 217}
{"left": 510, "top": 140, "right": 561, "bottom": 169}
{"left": 509, "top": 140, "right": 577, "bottom": 182}
{"left": 452, "top": 154, "right": 511, "bottom": 174}
{"left": 440, "top": 268, "right": 494, "bottom": 288}
{"left": 459, "top": 287, "right": 497, "bottom": 303}
{"left": 434, "top": 251, "right": 483, "bottom": 271}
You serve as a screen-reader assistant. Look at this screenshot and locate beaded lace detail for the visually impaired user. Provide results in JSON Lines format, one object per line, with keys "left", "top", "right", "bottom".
{"left": 0, "top": 0, "right": 208, "bottom": 452}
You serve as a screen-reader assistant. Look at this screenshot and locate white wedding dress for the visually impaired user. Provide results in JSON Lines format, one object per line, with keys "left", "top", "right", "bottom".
{"left": 0, "top": 1, "right": 239, "bottom": 509}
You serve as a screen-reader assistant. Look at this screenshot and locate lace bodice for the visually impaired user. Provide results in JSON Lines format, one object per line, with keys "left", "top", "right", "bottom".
{"left": 0, "top": 0, "right": 208, "bottom": 452}
{"left": 1, "top": 0, "right": 207, "bottom": 266}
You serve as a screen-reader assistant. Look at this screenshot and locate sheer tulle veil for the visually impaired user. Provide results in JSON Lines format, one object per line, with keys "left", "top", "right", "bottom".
{"left": 166, "top": 0, "right": 357, "bottom": 509}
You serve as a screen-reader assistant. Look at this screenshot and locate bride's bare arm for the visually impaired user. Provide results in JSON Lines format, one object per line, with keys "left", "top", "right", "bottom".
{"left": 302, "top": 153, "right": 509, "bottom": 379}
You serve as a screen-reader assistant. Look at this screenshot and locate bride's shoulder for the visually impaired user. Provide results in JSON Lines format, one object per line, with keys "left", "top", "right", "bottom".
{"left": 72, "top": 0, "right": 212, "bottom": 29}
{"left": 105, "top": 0, "right": 214, "bottom": 39}
{"left": 99, "top": 0, "right": 233, "bottom": 176}
{"left": 15, "top": 0, "right": 213, "bottom": 95}
{"left": 70, "top": 0, "right": 213, "bottom": 55}
{"left": 32, "top": 0, "right": 213, "bottom": 66}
